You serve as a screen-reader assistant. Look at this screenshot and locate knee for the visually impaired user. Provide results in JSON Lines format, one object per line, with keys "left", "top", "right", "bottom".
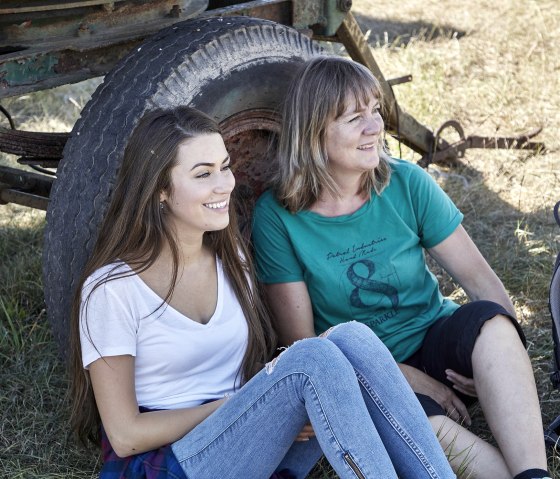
{"left": 322, "top": 320, "right": 369, "bottom": 338}
{"left": 473, "top": 315, "right": 526, "bottom": 364}
{"left": 265, "top": 337, "right": 352, "bottom": 376}
{"left": 323, "top": 321, "right": 389, "bottom": 354}
{"left": 478, "top": 314, "right": 521, "bottom": 343}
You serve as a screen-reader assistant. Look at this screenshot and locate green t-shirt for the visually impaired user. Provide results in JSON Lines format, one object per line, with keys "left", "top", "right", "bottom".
{"left": 252, "top": 159, "right": 463, "bottom": 362}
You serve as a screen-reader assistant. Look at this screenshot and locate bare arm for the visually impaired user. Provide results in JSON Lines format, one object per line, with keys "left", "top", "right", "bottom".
{"left": 89, "top": 355, "right": 225, "bottom": 457}
{"left": 263, "top": 281, "right": 316, "bottom": 345}
{"left": 427, "top": 224, "right": 515, "bottom": 317}
{"left": 411, "top": 224, "right": 516, "bottom": 407}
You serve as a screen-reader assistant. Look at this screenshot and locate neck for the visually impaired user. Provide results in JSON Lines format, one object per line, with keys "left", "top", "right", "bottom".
{"left": 331, "top": 165, "right": 368, "bottom": 195}
{"left": 313, "top": 189, "right": 368, "bottom": 218}
{"left": 160, "top": 230, "right": 208, "bottom": 267}
{"left": 312, "top": 171, "right": 367, "bottom": 217}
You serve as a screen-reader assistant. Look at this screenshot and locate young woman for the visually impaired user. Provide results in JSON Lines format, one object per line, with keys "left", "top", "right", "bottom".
{"left": 251, "top": 56, "right": 550, "bottom": 479}
{"left": 69, "top": 106, "right": 456, "bottom": 478}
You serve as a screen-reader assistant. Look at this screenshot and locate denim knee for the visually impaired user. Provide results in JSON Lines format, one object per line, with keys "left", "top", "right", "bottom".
{"left": 266, "top": 337, "right": 354, "bottom": 378}
{"left": 323, "top": 321, "right": 390, "bottom": 355}
{"left": 322, "top": 320, "right": 370, "bottom": 338}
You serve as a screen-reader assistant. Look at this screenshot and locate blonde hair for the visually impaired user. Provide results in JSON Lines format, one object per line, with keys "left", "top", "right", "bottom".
{"left": 273, "top": 56, "right": 393, "bottom": 212}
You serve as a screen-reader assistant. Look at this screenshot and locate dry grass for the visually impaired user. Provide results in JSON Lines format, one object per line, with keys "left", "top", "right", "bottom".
{"left": 1, "top": 0, "right": 559, "bottom": 476}
{"left": 0, "top": 81, "right": 102, "bottom": 477}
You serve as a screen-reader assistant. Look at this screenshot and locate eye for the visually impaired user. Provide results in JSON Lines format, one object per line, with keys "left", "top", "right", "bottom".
{"left": 221, "top": 162, "right": 232, "bottom": 171}
{"left": 195, "top": 171, "right": 210, "bottom": 179}
{"left": 348, "top": 115, "right": 361, "bottom": 123}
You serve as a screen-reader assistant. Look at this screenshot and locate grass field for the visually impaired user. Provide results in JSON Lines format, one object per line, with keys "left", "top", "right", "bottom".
{"left": 1, "top": 0, "right": 559, "bottom": 477}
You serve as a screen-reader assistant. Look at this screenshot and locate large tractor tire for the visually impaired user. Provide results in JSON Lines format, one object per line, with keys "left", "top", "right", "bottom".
{"left": 43, "top": 16, "right": 321, "bottom": 355}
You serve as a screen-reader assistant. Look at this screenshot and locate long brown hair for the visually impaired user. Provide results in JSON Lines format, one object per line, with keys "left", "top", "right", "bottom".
{"left": 273, "top": 56, "right": 393, "bottom": 212}
{"left": 69, "top": 106, "right": 276, "bottom": 446}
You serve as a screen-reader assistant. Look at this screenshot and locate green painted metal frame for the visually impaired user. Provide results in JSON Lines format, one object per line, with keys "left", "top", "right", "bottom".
{"left": 0, "top": 0, "right": 348, "bottom": 98}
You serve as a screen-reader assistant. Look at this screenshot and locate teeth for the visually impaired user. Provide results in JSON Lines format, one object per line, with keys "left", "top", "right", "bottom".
{"left": 204, "top": 201, "right": 227, "bottom": 209}
{"left": 358, "top": 143, "right": 375, "bottom": 150}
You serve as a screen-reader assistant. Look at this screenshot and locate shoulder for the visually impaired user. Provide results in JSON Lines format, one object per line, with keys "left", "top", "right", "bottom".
{"left": 253, "top": 189, "right": 292, "bottom": 226}
{"left": 385, "top": 158, "right": 443, "bottom": 195}
{"left": 255, "top": 189, "right": 283, "bottom": 211}
{"left": 83, "top": 262, "right": 134, "bottom": 296}
{"left": 389, "top": 158, "right": 430, "bottom": 181}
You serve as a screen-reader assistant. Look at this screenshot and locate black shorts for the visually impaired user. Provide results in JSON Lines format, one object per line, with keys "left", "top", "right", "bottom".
{"left": 403, "top": 300, "right": 526, "bottom": 417}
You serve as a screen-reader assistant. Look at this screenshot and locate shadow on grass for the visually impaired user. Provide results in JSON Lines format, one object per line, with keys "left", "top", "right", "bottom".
{"left": 353, "top": 12, "right": 467, "bottom": 46}
{"left": 431, "top": 157, "right": 560, "bottom": 465}
{"left": 0, "top": 219, "right": 100, "bottom": 477}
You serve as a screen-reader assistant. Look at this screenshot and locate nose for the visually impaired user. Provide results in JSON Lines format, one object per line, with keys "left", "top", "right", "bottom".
{"left": 213, "top": 169, "right": 236, "bottom": 194}
{"left": 364, "top": 111, "right": 383, "bottom": 136}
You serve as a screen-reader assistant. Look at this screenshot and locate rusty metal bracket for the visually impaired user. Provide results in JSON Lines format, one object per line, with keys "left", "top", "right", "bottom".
{"left": 418, "top": 120, "right": 545, "bottom": 167}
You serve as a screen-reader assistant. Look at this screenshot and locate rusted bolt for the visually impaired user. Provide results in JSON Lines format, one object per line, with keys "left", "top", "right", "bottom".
{"left": 78, "top": 23, "right": 91, "bottom": 37}
{"left": 337, "top": 0, "right": 352, "bottom": 12}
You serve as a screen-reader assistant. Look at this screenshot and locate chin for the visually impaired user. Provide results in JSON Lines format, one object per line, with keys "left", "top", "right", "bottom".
{"left": 363, "top": 158, "right": 380, "bottom": 171}
{"left": 210, "top": 219, "right": 230, "bottom": 232}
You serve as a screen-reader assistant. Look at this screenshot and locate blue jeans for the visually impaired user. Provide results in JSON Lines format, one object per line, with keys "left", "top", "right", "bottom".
{"left": 171, "top": 322, "right": 455, "bottom": 478}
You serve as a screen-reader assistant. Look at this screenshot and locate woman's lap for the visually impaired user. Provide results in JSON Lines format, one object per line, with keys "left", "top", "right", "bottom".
{"left": 172, "top": 322, "right": 454, "bottom": 479}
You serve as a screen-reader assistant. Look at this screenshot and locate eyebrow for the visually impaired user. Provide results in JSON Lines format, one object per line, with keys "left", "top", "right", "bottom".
{"left": 190, "top": 155, "right": 230, "bottom": 171}
{"left": 340, "top": 102, "right": 380, "bottom": 119}
{"left": 354, "top": 101, "right": 380, "bottom": 112}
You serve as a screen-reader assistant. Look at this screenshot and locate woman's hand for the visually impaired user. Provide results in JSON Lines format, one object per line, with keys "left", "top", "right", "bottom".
{"left": 295, "top": 422, "right": 315, "bottom": 442}
{"left": 399, "top": 363, "right": 472, "bottom": 426}
{"left": 446, "top": 369, "right": 477, "bottom": 397}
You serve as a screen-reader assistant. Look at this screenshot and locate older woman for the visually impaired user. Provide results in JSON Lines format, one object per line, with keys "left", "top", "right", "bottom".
{"left": 252, "top": 56, "right": 549, "bottom": 479}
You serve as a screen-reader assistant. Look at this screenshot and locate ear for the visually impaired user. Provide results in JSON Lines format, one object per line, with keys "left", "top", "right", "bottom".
{"left": 160, "top": 190, "right": 168, "bottom": 203}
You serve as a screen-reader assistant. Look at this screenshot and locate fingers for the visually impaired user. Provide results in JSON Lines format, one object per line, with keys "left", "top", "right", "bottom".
{"left": 295, "top": 423, "right": 315, "bottom": 442}
{"left": 436, "top": 384, "right": 472, "bottom": 426}
{"left": 449, "top": 396, "right": 472, "bottom": 426}
{"left": 443, "top": 398, "right": 461, "bottom": 423}
{"left": 451, "top": 383, "right": 476, "bottom": 397}
{"left": 446, "top": 369, "right": 477, "bottom": 397}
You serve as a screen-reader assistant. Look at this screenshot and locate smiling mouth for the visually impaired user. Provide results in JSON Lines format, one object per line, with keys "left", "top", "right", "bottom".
{"left": 357, "top": 143, "right": 375, "bottom": 150}
{"left": 204, "top": 200, "right": 228, "bottom": 209}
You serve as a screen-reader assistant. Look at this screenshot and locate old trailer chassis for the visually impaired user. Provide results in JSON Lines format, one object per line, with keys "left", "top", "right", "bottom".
{"left": 0, "top": 0, "right": 544, "bottom": 211}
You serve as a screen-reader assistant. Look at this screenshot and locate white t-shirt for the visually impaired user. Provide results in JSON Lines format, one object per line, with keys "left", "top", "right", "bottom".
{"left": 79, "top": 258, "right": 248, "bottom": 410}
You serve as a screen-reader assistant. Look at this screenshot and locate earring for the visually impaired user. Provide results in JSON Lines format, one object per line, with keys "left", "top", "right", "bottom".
{"left": 160, "top": 202, "right": 164, "bottom": 211}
